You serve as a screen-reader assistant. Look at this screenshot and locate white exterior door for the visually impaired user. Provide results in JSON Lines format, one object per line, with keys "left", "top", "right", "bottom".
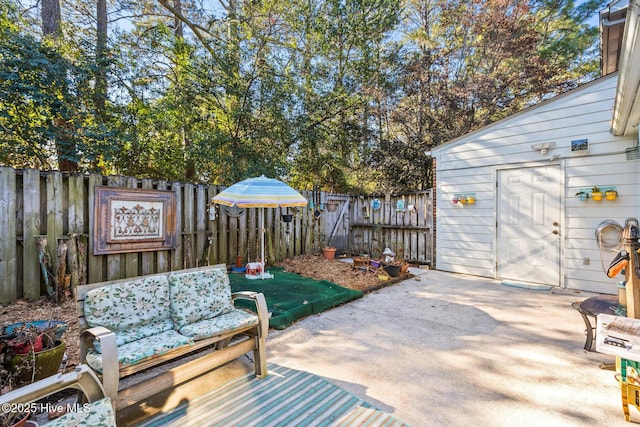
{"left": 497, "top": 165, "right": 561, "bottom": 286}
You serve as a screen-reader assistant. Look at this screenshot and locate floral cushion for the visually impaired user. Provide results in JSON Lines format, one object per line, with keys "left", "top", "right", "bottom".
{"left": 168, "top": 269, "right": 234, "bottom": 328}
{"left": 84, "top": 351, "right": 104, "bottom": 374}
{"left": 45, "top": 396, "right": 116, "bottom": 427}
{"left": 178, "top": 309, "right": 259, "bottom": 340}
{"left": 84, "top": 275, "right": 173, "bottom": 347}
{"left": 92, "top": 320, "right": 175, "bottom": 353}
{"left": 86, "top": 330, "right": 192, "bottom": 372}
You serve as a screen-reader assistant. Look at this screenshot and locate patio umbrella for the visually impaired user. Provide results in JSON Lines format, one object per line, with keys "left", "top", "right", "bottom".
{"left": 211, "top": 175, "right": 307, "bottom": 278}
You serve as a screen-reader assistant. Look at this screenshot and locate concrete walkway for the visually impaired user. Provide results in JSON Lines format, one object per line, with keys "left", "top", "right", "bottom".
{"left": 266, "top": 269, "right": 630, "bottom": 427}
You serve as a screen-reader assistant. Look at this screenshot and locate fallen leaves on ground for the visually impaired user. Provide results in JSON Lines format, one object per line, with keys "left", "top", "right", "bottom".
{"left": 277, "top": 254, "right": 386, "bottom": 292}
{"left": 0, "top": 254, "right": 401, "bottom": 373}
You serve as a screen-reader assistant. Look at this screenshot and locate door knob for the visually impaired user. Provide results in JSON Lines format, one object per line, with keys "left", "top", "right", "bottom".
{"left": 552, "top": 230, "right": 559, "bottom": 234}
{"left": 553, "top": 221, "right": 559, "bottom": 226}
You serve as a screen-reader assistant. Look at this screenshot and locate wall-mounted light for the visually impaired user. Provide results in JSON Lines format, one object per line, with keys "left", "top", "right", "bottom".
{"left": 531, "top": 141, "right": 556, "bottom": 154}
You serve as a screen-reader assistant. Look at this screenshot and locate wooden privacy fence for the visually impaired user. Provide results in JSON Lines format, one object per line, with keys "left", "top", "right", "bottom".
{"left": 0, "top": 167, "right": 432, "bottom": 304}
{"left": 320, "top": 192, "right": 433, "bottom": 263}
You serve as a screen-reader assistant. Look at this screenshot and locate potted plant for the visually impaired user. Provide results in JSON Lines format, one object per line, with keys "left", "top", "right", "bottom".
{"left": 0, "top": 410, "right": 30, "bottom": 427}
{"left": 1, "top": 321, "right": 66, "bottom": 427}
{"left": 591, "top": 186, "right": 603, "bottom": 201}
{"left": 1, "top": 321, "right": 66, "bottom": 390}
{"left": 400, "top": 261, "right": 410, "bottom": 275}
{"left": 321, "top": 235, "right": 336, "bottom": 260}
{"left": 383, "top": 262, "right": 401, "bottom": 277}
{"left": 605, "top": 189, "right": 618, "bottom": 200}
{"left": 575, "top": 190, "right": 589, "bottom": 201}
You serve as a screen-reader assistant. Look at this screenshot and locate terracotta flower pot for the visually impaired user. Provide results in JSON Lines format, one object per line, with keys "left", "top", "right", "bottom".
{"left": 322, "top": 247, "right": 336, "bottom": 260}
{"left": 400, "top": 262, "right": 410, "bottom": 274}
{"left": 1, "top": 411, "right": 30, "bottom": 427}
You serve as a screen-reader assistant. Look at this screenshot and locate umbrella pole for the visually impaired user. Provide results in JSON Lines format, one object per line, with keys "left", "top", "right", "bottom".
{"left": 261, "top": 207, "right": 265, "bottom": 279}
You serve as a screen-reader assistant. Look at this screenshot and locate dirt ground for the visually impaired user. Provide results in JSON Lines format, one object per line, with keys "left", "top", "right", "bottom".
{"left": 0, "top": 254, "right": 405, "bottom": 372}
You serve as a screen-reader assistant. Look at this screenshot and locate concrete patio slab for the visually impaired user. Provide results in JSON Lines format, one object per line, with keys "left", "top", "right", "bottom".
{"left": 266, "top": 269, "right": 629, "bottom": 426}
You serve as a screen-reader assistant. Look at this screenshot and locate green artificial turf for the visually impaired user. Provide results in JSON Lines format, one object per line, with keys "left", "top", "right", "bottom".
{"left": 228, "top": 267, "right": 363, "bottom": 330}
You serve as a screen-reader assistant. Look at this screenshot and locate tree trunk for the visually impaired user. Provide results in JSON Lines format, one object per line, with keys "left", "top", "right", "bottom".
{"left": 95, "top": 0, "right": 108, "bottom": 115}
{"left": 42, "top": 0, "right": 79, "bottom": 171}
{"left": 174, "top": 0, "right": 183, "bottom": 37}
{"left": 174, "top": 0, "right": 193, "bottom": 181}
{"left": 41, "top": 0, "right": 61, "bottom": 37}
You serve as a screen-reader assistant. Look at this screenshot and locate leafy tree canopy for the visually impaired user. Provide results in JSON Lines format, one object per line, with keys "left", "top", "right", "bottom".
{"left": 0, "top": 0, "right": 605, "bottom": 191}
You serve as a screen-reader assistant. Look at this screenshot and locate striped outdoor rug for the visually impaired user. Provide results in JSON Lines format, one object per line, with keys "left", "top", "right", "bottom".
{"left": 140, "top": 363, "right": 409, "bottom": 427}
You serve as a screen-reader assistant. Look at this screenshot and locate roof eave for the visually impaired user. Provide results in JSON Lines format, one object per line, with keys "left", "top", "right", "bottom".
{"left": 611, "top": 0, "right": 640, "bottom": 136}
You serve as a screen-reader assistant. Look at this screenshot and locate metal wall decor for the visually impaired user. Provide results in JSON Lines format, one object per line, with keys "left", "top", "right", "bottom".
{"left": 94, "top": 187, "right": 177, "bottom": 255}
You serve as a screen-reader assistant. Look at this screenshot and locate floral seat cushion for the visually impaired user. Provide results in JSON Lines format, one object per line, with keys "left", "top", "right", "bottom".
{"left": 45, "top": 396, "right": 116, "bottom": 427}
{"left": 168, "top": 268, "right": 235, "bottom": 328}
{"left": 178, "top": 309, "right": 259, "bottom": 340}
{"left": 84, "top": 275, "right": 174, "bottom": 346}
{"left": 85, "top": 329, "right": 192, "bottom": 372}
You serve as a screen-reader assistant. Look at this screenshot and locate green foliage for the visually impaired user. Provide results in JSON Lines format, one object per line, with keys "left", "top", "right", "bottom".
{"left": 369, "top": 0, "right": 605, "bottom": 191}
{"left": 0, "top": 2, "right": 118, "bottom": 171}
{"left": 0, "top": 0, "right": 603, "bottom": 190}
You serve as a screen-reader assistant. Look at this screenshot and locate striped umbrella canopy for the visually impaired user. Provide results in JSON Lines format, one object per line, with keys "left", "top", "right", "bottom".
{"left": 211, "top": 175, "right": 307, "bottom": 278}
{"left": 211, "top": 175, "right": 307, "bottom": 208}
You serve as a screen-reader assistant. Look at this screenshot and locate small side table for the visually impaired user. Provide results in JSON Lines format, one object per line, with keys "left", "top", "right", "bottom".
{"left": 572, "top": 295, "right": 619, "bottom": 351}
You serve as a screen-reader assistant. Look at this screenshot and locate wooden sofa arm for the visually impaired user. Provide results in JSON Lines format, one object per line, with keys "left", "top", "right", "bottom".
{"left": 80, "top": 326, "right": 119, "bottom": 403}
{"left": 232, "top": 291, "right": 269, "bottom": 338}
{"left": 0, "top": 365, "right": 107, "bottom": 408}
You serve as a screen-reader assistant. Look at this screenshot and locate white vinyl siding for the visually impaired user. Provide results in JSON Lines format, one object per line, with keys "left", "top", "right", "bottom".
{"left": 433, "top": 74, "right": 640, "bottom": 294}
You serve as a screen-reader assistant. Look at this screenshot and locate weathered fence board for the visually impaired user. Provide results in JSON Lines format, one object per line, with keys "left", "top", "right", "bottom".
{"left": 125, "top": 177, "right": 139, "bottom": 278}
{"left": 46, "top": 172, "right": 63, "bottom": 279}
{"left": 0, "top": 168, "right": 432, "bottom": 304}
{"left": 87, "top": 174, "right": 102, "bottom": 284}
{"left": 0, "top": 168, "right": 17, "bottom": 304}
{"left": 172, "top": 182, "right": 183, "bottom": 271}
{"left": 347, "top": 191, "right": 432, "bottom": 263}
{"left": 156, "top": 180, "right": 171, "bottom": 272}
{"left": 141, "top": 179, "right": 155, "bottom": 275}
{"left": 22, "top": 169, "right": 40, "bottom": 300}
